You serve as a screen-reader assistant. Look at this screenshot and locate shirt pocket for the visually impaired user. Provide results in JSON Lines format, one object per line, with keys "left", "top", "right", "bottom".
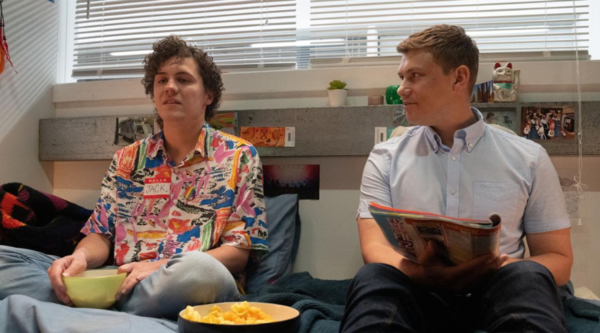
{"left": 473, "top": 182, "right": 518, "bottom": 223}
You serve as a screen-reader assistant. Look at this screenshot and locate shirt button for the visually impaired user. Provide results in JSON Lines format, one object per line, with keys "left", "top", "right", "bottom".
{"left": 450, "top": 189, "right": 456, "bottom": 195}
{"left": 451, "top": 156, "right": 457, "bottom": 161}
{"left": 468, "top": 143, "right": 474, "bottom": 149}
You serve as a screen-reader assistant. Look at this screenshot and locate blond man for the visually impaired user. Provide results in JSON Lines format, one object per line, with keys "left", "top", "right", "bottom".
{"left": 340, "top": 25, "right": 572, "bottom": 333}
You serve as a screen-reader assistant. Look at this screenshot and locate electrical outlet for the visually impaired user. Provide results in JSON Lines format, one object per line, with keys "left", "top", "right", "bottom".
{"left": 285, "top": 127, "right": 295, "bottom": 147}
{"left": 374, "top": 127, "right": 387, "bottom": 145}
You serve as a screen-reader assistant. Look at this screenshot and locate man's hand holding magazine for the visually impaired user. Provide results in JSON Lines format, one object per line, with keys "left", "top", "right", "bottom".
{"left": 368, "top": 202, "right": 510, "bottom": 291}
{"left": 399, "top": 240, "right": 509, "bottom": 292}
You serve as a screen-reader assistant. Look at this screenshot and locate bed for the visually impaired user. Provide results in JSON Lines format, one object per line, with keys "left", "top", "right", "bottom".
{"left": 1, "top": 185, "right": 599, "bottom": 333}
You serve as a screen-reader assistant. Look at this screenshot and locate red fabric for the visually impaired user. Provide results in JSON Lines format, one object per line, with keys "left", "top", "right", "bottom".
{"left": 0, "top": 25, "right": 16, "bottom": 72}
{"left": 0, "top": 48, "right": 5, "bottom": 73}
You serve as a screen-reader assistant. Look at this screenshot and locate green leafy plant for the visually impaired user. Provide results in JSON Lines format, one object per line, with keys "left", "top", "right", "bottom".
{"left": 327, "top": 80, "right": 347, "bottom": 90}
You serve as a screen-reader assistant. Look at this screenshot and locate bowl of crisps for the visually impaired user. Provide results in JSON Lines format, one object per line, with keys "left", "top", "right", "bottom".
{"left": 62, "top": 269, "right": 127, "bottom": 309}
{"left": 178, "top": 301, "right": 300, "bottom": 333}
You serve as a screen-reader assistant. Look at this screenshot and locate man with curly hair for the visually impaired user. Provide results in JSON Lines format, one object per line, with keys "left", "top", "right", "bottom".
{"left": 0, "top": 35, "right": 268, "bottom": 320}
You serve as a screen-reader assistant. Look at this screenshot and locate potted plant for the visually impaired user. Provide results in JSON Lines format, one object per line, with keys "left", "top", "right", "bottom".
{"left": 327, "top": 80, "right": 347, "bottom": 107}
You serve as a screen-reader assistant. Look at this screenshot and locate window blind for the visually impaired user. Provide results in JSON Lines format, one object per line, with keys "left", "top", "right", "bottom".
{"left": 309, "top": 0, "right": 589, "bottom": 64}
{"left": 72, "top": 0, "right": 589, "bottom": 79}
{"left": 72, "top": 0, "right": 297, "bottom": 79}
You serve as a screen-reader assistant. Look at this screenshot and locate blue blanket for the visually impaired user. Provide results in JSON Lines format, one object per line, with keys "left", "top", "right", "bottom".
{"left": 1, "top": 272, "right": 599, "bottom": 333}
{"left": 564, "top": 296, "right": 600, "bottom": 332}
{"left": 245, "top": 272, "right": 349, "bottom": 333}
{"left": 244, "top": 273, "right": 600, "bottom": 333}
{"left": 0, "top": 295, "right": 178, "bottom": 333}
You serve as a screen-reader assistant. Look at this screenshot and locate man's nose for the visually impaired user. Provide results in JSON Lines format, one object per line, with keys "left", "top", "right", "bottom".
{"left": 398, "top": 82, "right": 409, "bottom": 98}
{"left": 165, "top": 79, "right": 178, "bottom": 94}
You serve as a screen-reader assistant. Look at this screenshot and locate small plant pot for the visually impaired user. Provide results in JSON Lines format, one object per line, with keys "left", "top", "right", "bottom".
{"left": 328, "top": 89, "right": 347, "bottom": 107}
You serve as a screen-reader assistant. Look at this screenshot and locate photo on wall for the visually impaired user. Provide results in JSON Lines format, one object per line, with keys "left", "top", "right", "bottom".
{"left": 263, "top": 164, "right": 320, "bottom": 200}
{"left": 114, "top": 117, "right": 155, "bottom": 146}
{"left": 482, "top": 109, "right": 518, "bottom": 133}
{"left": 520, "top": 106, "right": 575, "bottom": 140}
{"left": 392, "top": 106, "right": 410, "bottom": 127}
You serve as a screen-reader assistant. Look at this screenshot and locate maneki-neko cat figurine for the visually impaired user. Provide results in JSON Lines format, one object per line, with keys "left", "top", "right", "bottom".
{"left": 493, "top": 62, "right": 520, "bottom": 102}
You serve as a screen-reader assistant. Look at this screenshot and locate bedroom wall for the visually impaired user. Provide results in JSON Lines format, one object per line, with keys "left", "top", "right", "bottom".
{"left": 0, "top": 0, "right": 59, "bottom": 191}
{"left": 52, "top": 61, "right": 600, "bottom": 295}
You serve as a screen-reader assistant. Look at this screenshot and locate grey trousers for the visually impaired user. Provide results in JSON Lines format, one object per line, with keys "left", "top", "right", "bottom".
{"left": 0, "top": 245, "right": 241, "bottom": 324}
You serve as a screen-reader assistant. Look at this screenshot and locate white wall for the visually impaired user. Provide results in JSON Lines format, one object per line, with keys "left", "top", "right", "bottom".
{"left": 52, "top": 60, "right": 600, "bottom": 291}
{"left": 0, "top": 0, "right": 58, "bottom": 191}
{"left": 552, "top": 156, "right": 600, "bottom": 294}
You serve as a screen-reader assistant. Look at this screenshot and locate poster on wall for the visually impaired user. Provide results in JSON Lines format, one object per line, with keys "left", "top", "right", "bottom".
{"left": 520, "top": 106, "right": 575, "bottom": 140}
{"left": 240, "top": 126, "right": 295, "bottom": 147}
{"left": 263, "top": 164, "right": 320, "bottom": 200}
{"left": 208, "top": 112, "right": 237, "bottom": 135}
{"left": 114, "top": 117, "right": 155, "bottom": 145}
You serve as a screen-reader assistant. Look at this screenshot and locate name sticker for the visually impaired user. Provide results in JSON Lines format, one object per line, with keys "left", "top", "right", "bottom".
{"left": 144, "top": 177, "right": 170, "bottom": 198}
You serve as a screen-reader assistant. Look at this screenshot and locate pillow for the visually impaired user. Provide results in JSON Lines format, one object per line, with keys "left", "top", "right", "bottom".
{"left": 245, "top": 194, "right": 301, "bottom": 293}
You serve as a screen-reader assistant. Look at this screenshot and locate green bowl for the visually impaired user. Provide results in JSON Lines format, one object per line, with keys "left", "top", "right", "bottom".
{"left": 62, "top": 269, "right": 127, "bottom": 309}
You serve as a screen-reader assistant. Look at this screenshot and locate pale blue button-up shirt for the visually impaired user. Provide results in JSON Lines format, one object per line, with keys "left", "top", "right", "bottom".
{"left": 358, "top": 108, "right": 569, "bottom": 258}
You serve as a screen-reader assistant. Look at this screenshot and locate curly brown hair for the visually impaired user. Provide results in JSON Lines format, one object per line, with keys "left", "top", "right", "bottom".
{"left": 142, "top": 35, "right": 224, "bottom": 121}
{"left": 397, "top": 25, "right": 479, "bottom": 93}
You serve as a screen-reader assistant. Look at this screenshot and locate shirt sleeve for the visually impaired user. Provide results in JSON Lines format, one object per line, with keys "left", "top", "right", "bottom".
{"left": 358, "top": 146, "right": 392, "bottom": 219}
{"left": 220, "top": 145, "right": 268, "bottom": 258}
{"left": 523, "top": 146, "right": 571, "bottom": 233}
{"left": 80, "top": 153, "right": 119, "bottom": 241}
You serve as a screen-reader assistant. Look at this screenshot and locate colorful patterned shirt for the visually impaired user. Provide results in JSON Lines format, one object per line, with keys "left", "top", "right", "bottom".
{"left": 81, "top": 123, "right": 268, "bottom": 269}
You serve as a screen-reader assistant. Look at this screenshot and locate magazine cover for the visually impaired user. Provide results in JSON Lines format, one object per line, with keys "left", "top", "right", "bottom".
{"left": 369, "top": 202, "right": 501, "bottom": 265}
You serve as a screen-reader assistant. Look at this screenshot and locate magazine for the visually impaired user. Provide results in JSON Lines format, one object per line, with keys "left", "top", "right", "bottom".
{"left": 369, "top": 202, "right": 501, "bottom": 265}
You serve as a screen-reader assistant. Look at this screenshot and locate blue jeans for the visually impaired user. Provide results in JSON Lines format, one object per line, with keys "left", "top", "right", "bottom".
{"left": 0, "top": 245, "right": 241, "bottom": 319}
{"left": 339, "top": 261, "right": 566, "bottom": 333}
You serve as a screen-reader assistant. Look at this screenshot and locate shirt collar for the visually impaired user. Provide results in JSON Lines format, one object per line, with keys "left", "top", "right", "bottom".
{"left": 424, "top": 107, "right": 485, "bottom": 154}
{"left": 148, "top": 123, "right": 212, "bottom": 159}
{"left": 464, "top": 108, "right": 485, "bottom": 152}
{"left": 423, "top": 126, "right": 442, "bottom": 153}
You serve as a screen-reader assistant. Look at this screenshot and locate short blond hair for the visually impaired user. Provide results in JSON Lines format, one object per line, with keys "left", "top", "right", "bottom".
{"left": 397, "top": 25, "right": 479, "bottom": 92}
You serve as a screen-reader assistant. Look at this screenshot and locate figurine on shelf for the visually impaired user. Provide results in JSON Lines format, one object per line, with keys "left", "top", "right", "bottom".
{"left": 492, "top": 62, "right": 520, "bottom": 103}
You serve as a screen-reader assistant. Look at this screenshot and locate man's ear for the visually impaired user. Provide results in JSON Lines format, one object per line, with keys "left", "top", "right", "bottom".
{"left": 205, "top": 92, "right": 214, "bottom": 106}
{"left": 453, "top": 65, "right": 470, "bottom": 91}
